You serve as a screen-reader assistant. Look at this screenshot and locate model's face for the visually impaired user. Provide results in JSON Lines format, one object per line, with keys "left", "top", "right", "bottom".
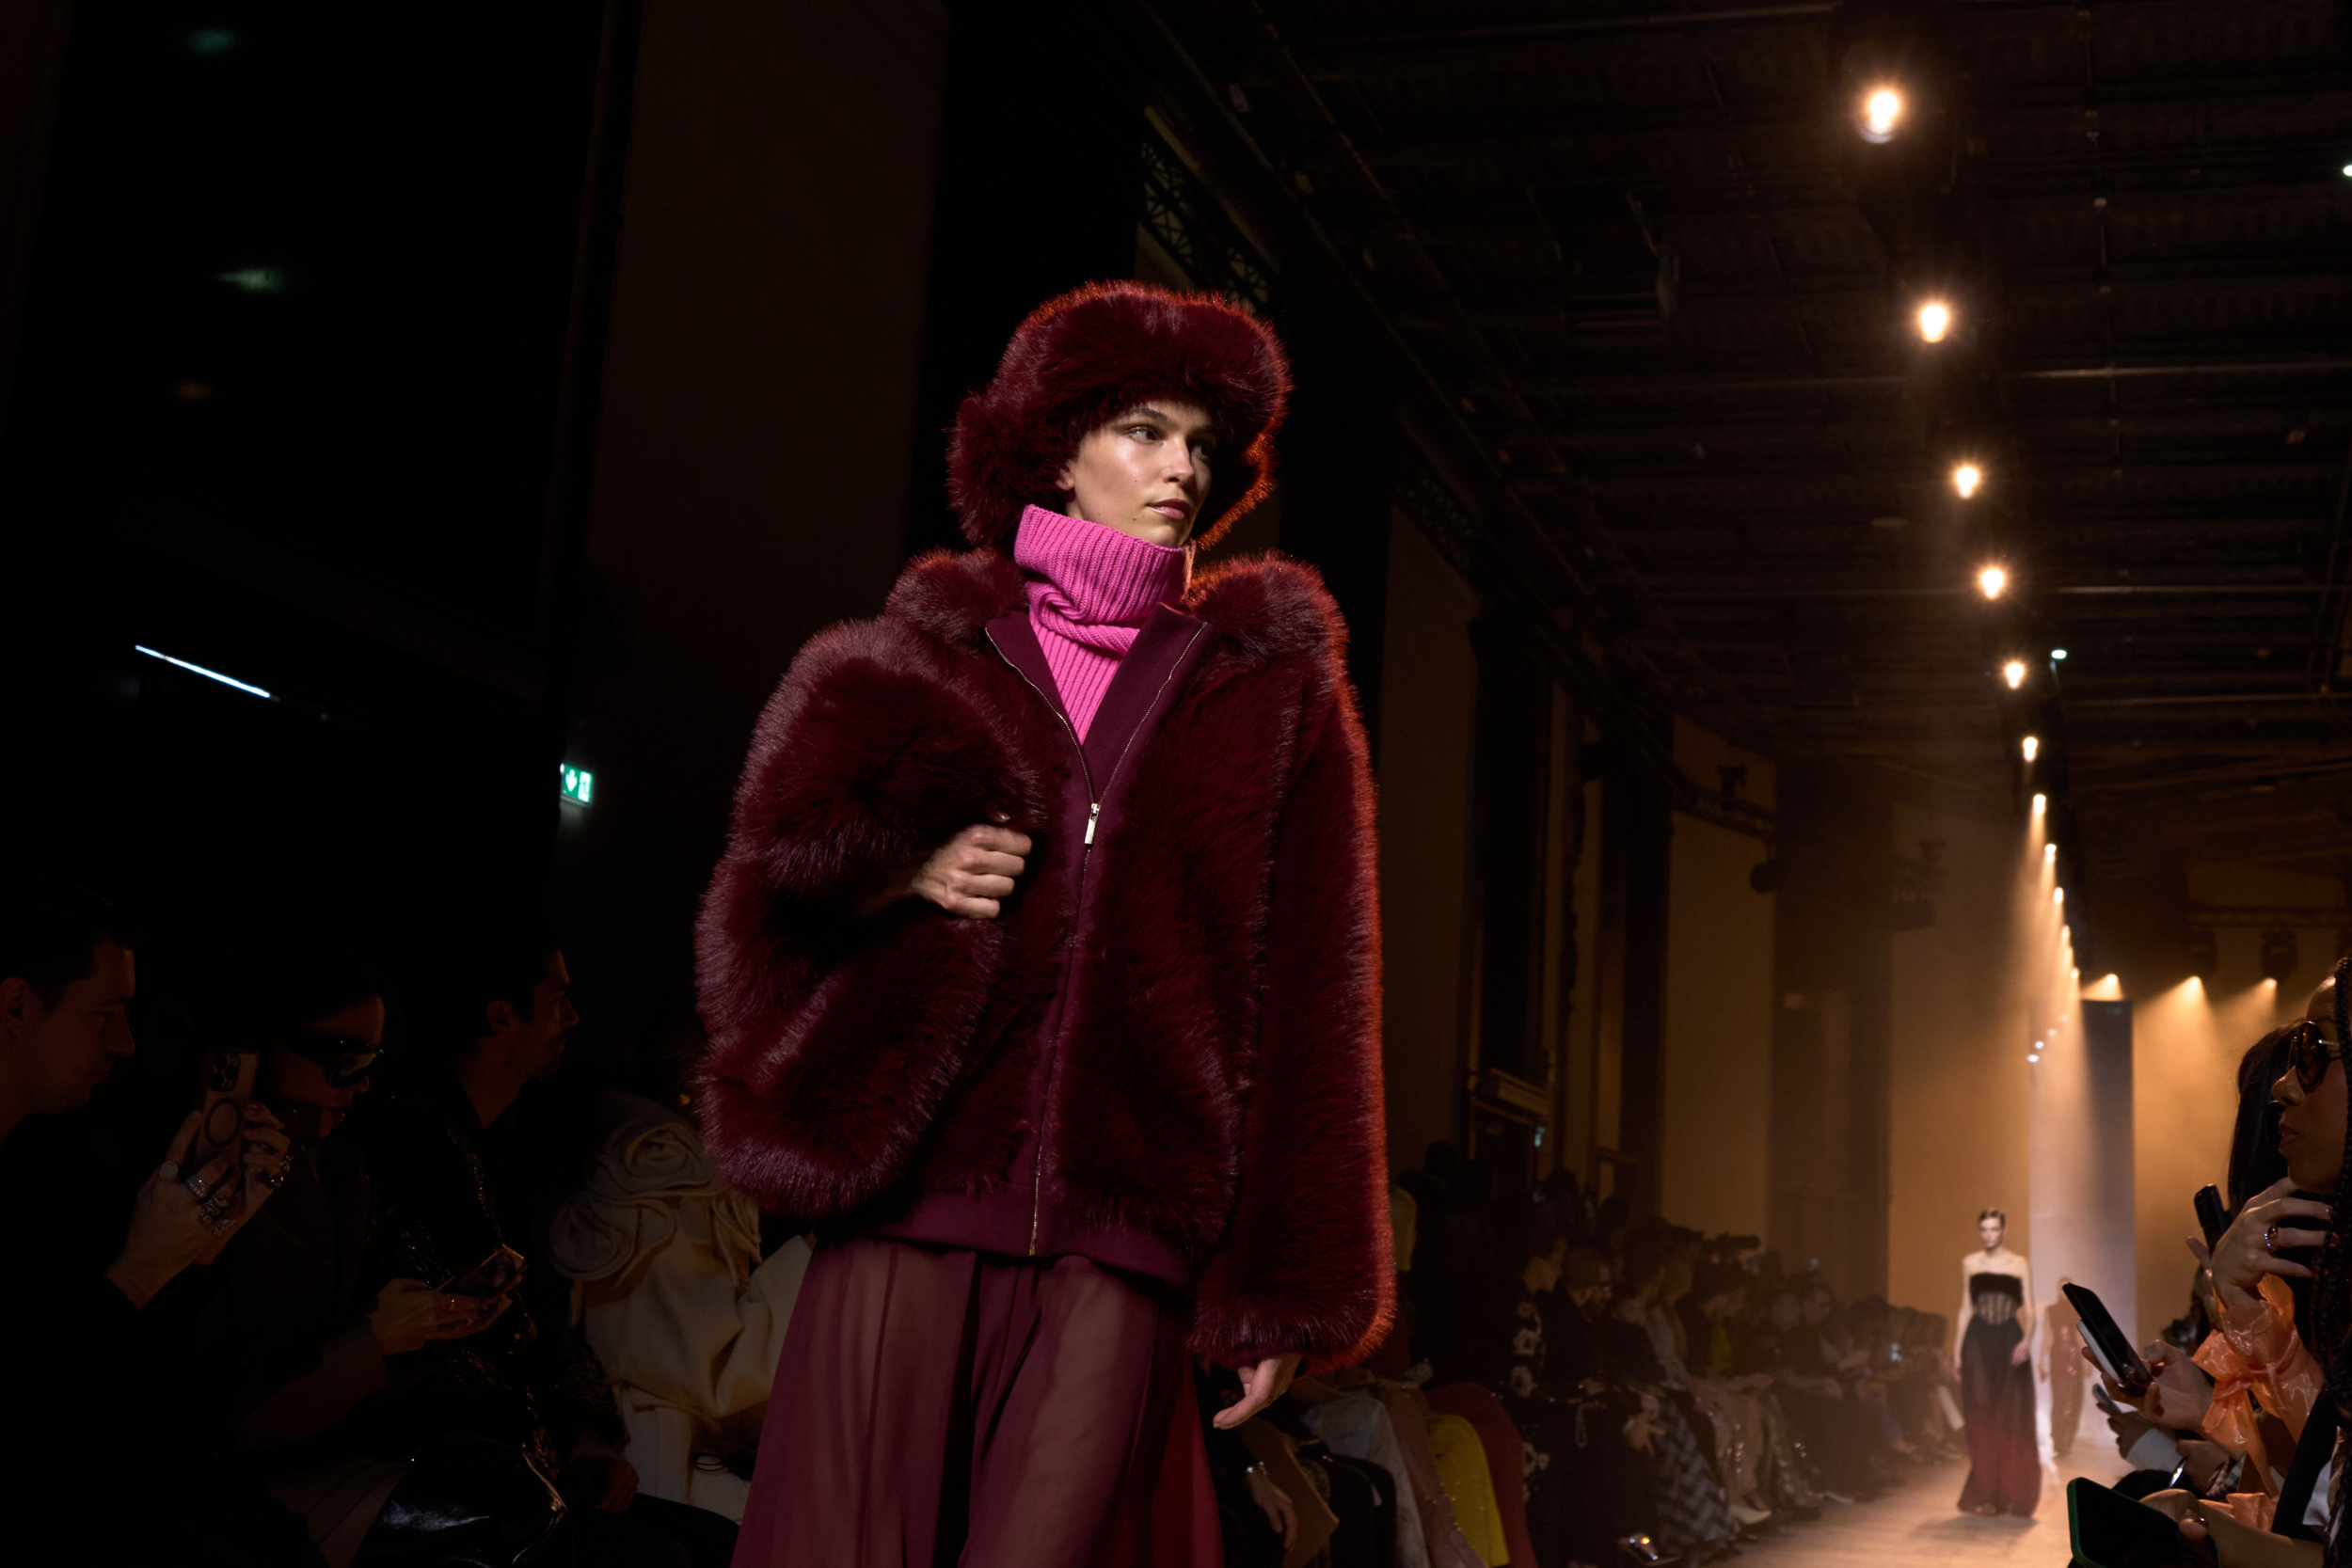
{"left": 0, "top": 942, "right": 135, "bottom": 1115}
{"left": 1979, "top": 1216, "right": 2005, "bottom": 1250}
{"left": 1056, "top": 400, "right": 1217, "bottom": 547}
{"left": 2276, "top": 978, "right": 2346, "bottom": 1195}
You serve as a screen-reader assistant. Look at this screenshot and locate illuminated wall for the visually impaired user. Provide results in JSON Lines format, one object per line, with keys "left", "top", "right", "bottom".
{"left": 1889, "top": 805, "right": 2029, "bottom": 1327}
{"left": 1661, "top": 722, "right": 1775, "bottom": 1240}
{"left": 1375, "top": 514, "right": 1480, "bottom": 1169}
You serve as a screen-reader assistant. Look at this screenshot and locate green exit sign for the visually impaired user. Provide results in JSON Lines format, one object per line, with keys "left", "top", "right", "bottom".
{"left": 560, "top": 765, "right": 596, "bottom": 805}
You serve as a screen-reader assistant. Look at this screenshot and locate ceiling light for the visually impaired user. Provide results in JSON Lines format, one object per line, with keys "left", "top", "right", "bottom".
{"left": 1978, "top": 564, "right": 2007, "bottom": 598}
{"left": 1860, "top": 87, "right": 1904, "bottom": 142}
{"left": 2055, "top": 888, "right": 2064, "bottom": 905}
{"left": 2003, "top": 659, "right": 2027, "bottom": 689}
{"left": 2027, "top": 1053, "right": 2040, "bottom": 1064}
{"left": 2031, "top": 792, "right": 2046, "bottom": 815}
{"left": 133, "top": 643, "right": 272, "bottom": 700}
{"left": 2022, "top": 736, "right": 2040, "bottom": 762}
{"left": 1917, "top": 301, "right": 1952, "bottom": 342}
{"left": 1952, "top": 463, "right": 1983, "bottom": 499}
{"left": 2343, "top": 163, "right": 2352, "bottom": 178}
{"left": 2044, "top": 844, "right": 2057, "bottom": 860}
{"left": 2051, "top": 648, "right": 2068, "bottom": 660}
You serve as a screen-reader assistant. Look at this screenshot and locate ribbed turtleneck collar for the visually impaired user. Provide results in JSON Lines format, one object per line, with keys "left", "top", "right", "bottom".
{"left": 1011, "top": 504, "right": 1189, "bottom": 629}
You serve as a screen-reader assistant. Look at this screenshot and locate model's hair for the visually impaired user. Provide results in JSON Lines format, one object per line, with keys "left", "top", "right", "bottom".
{"left": 1978, "top": 1208, "right": 2006, "bottom": 1225}
{"left": 2316, "top": 957, "right": 2352, "bottom": 1568}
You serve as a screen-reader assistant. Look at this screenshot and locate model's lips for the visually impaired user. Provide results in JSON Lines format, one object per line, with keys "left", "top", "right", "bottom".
{"left": 1147, "top": 500, "right": 1191, "bottom": 520}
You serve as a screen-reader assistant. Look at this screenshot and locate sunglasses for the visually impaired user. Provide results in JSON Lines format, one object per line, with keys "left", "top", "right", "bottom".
{"left": 282, "top": 1026, "right": 382, "bottom": 1088}
{"left": 2284, "top": 1018, "right": 2346, "bottom": 1094}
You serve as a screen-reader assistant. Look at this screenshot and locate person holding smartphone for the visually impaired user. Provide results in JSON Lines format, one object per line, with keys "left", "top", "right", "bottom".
{"left": 0, "top": 876, "right": 297, "bottom": 1563}
{"left": 2132, "top": 962, "right": 2350, "bottom": 1564}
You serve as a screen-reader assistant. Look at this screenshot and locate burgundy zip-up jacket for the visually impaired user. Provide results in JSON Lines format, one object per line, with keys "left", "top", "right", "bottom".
{"left": 694, "top": 546, "right": 1392, "bottom": 1370}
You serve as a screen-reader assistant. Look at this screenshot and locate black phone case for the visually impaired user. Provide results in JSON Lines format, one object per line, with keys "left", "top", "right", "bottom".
{"left": 2068, "top": 1479, "right": 2217, "bottom": 1568}
{"left": 2065, "top": 1282, "right": 2151, "bottom": 1389}
{"left": 2194, "top": 1186, "right": 2228, "bottom": 1250}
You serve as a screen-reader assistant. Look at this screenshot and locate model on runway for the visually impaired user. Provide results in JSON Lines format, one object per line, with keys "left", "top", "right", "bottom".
{"left": 1953, "top": 1207, "right": 2039, "bottom": 1517}
{"left": 694, "top": 282, "right": 1392, "bottom": 1566}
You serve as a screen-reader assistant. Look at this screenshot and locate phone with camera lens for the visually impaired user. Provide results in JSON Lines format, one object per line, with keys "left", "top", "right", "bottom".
{"left": 189, "top": 1048, "right": 258, "bottom": 1177}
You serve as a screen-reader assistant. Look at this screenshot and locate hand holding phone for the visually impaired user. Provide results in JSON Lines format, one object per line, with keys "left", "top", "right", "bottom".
{"left": 440, "top": 1243, "right": 526, "bottom": 1299}
{"left": 2065, "top": 1283, "right": 2152, "bottom": 1394}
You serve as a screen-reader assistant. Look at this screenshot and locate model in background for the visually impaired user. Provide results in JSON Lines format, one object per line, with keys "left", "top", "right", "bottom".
{"left": 1953, "top": 1207, "right": 2038, "bottom": 1516}
{"left": 2044, "top": 1276, "right": 2086, "bottom": 1458}
{"left": 697, "top": 282, "right": 1391, "bottom": 1567}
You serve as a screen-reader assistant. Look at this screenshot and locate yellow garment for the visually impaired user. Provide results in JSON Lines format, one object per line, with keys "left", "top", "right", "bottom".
{"left": 1425, "top": 1411, "right": 1509, "bottom": 1566}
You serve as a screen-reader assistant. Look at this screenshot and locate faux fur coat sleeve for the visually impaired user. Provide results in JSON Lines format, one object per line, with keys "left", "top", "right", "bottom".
{"left": 1188, "top": 672, "right": 1393, "bottom": 1373}
{"left": 693, "top": 617, "right": 1041, "bottom": 1221}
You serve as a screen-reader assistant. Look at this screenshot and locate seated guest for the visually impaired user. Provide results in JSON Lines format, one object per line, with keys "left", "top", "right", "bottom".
{"left": 548, "top": 1017, "right": 813, "bottom": 1520}
{"left": 195, "top": 943, "right": 525, "bottom": 1564}
{"left": 350, "top": 921, "right": 736, "bottom": 1568}
{"left": 0, "top": 876, "right": 302, "bottom": 1564}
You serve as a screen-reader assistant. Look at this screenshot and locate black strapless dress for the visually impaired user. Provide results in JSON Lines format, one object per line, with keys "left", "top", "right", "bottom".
{"left": 1958, "top": 1271, "right": 2040, "bottom": 1515}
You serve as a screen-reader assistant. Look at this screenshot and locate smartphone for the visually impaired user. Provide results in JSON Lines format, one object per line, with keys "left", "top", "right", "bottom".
{"left": 2193, "top": 1185, "right": 2228, "bottom": 1251}
{"left": 2067, "top": 1477, "right": 2217, "bottom": 1568}
{"left": 188, "top": 1048, "right": 258, "bottom": 1177}
{"left": 440, "top": 1243, "right": 526, "bottom": 1298}
{"left": 2065, "top": 1282, "right": 2153, "bottom": 1393}
{"left": 2091, "top": 1382, "right": 2123, "bottom": 1418}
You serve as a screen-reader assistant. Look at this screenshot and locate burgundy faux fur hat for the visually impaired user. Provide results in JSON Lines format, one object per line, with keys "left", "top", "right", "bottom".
{"left": 947, "top": 281, "right": 1291, "bottom": 552}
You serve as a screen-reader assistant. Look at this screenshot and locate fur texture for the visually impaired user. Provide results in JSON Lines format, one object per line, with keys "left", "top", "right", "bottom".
{"left": 695, "top": 547, "right": 1391, "bottom": 1370}
{"left": 946, "top": 282, "right": 1291, "bottom": 554}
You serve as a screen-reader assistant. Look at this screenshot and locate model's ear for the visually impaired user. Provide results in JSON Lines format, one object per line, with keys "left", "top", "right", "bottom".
{"left": 483, "top": 997, "right": 519, "bottom": 1039}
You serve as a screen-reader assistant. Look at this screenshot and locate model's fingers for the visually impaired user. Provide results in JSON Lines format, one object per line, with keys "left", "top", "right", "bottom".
{"left": 2271, "top": 1227, "right": 2329, "bottom": 1249}
{"left": 2185, "top": 1236, "right": 2212, "bottom": 1268}
{"left": 963, "top": 849, "right": 1026, "bottom": 879}
{"left": 162, "top": 1109, "right": 204, "bottom": 1168}
{"left": 946, "top": 895, "right": 1001, "bottom": 921}
{"left": 966, "top": 826, "right": 1033, "bottom": 857}
{"left": 961, "top": 874, "right": 1018, "bottom": 899}
{"left": 2260, "top": 1259, "right": 2319, "bottom": 1278}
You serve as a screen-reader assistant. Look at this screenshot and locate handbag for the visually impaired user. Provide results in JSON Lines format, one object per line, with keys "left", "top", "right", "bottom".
{"left": 350, "top": 1434, "right": 568, "bottom": 1567}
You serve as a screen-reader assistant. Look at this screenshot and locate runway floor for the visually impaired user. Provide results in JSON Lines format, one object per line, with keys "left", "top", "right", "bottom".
{"left": 1730, "top": 1444, "right": 2130, "bottom": 1567}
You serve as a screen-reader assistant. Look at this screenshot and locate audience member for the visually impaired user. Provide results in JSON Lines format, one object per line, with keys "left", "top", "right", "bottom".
{"left": 0, "top": 877, "right": 304, "bottom": 1564}
{"left": 349, "top": 922, "right": 736, "bottom": 1567}
{"left": 548, "top": 1007, "right": 813, "bottom": 1520}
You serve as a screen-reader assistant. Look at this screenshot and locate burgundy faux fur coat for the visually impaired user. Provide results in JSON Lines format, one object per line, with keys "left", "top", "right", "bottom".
{"left": 694, "top": 546, "right": 1392, "bottom": 1370}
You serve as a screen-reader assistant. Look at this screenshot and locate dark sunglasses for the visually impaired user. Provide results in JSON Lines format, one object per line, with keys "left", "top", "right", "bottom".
{"left": 2284, "top": 1018, "right": 2345, "bottom": 1094}
{"left": 282, "top": 1027, "right": 382, "bottom": 1088}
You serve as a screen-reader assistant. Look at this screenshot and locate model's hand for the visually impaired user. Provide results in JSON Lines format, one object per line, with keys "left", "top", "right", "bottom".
{"left": 1215, "top": 1354, "right": 1300, "bottom": 1430}
{"left": 2010, "top": 1337, "right": 2031, "bottom": 1367}
{"left": 195, "top": 1101, "right": 294, "bottom": 1264}
{"left": 2204, "top": 1179, "right": 2330, "bottom": 1307}
{"left": 887, "top": 823, "right": 1033, "bottom": 920}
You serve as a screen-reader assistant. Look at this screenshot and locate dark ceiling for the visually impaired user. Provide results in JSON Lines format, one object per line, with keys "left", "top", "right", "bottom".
{"left": 1155, "top": 0, "right": 2352, "bottom": 901}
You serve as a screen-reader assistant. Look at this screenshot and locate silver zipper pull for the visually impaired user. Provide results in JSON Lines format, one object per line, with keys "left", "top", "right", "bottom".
{"left": 1084, "top": 802, "right": 1101, "bottom": 845}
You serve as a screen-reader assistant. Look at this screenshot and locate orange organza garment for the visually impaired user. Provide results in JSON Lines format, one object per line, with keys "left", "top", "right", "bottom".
{"left": 2196, "top": 1273, "right": 2323, "bottom": 1507}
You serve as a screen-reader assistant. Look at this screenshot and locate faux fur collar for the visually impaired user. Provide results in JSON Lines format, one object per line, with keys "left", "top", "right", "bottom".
{"left": 884, "top": 546, "right": 1344, "bottom": 669}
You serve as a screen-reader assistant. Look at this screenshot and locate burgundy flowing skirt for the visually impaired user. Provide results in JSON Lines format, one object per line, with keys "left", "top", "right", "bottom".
{"left": 1957, "top": 1312, "right": 2041, "bottom": 1516}
{"left": 732, "top": 1236, "right": 1219, "bottom": 1568}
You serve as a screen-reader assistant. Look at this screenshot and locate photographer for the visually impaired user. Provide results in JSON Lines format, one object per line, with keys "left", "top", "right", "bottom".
{"left": 0, "top": 876, "right": 299, "bottom": 1562}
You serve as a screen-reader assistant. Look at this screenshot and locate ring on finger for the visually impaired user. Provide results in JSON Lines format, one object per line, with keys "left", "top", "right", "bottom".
{"left": 158, "top": 1160, "right": 180, "bottom": 1181}
{"left": 2265, "top": 1224, "right": 2280, "bottom": 1252}
{"left": 184, "top": 1174, "right": 212, "bottom": 1201}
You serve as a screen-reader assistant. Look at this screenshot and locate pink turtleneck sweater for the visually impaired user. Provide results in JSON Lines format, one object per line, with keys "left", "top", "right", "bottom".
{"left": 1011, "top": 504, "right": 1190, "bottom": 739}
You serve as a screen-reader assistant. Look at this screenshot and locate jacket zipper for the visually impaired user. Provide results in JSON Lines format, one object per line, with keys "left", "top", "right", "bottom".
{"left": 983, "top": 625, "right": 1204, "bottom": 1255}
